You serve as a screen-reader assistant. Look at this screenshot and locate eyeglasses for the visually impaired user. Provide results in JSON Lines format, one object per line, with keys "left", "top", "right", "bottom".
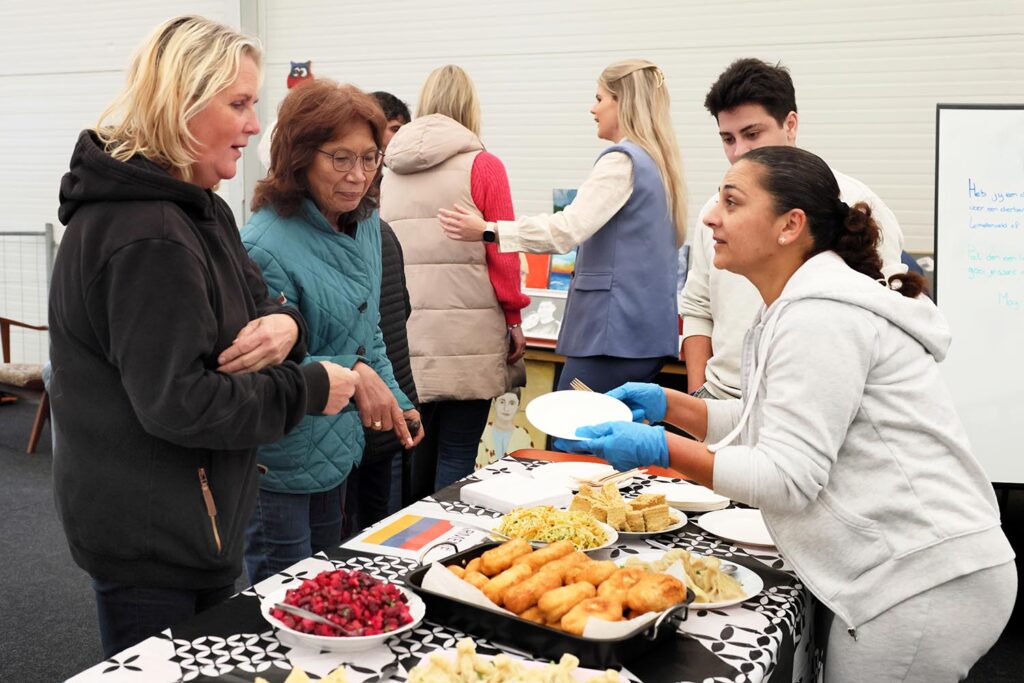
{"left": 316, "top": 148, "right": 383, "bottom": 173}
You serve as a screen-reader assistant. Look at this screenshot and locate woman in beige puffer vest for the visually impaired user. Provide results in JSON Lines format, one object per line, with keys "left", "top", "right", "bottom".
{"left": 380, "top": 65, "right": 528, "bottom": 495}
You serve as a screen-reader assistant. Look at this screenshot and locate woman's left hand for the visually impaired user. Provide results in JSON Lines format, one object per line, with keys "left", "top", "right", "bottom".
{"left": 438, "top": 203, "right": 487, "bottom": 241}
{"left": 507, "top": 326, "right": 526, "bottom": 364}
{"left": 404, "top": 408, "right": 426, "bottom": 447}
{"left": 217, "top": 313, "right": 298, "bottom": 374}
{"left": 553, "top": 421, "right": 669, "bottom": 470}
{"left": 353, "top": 361, "right": 415, "bottom": 447}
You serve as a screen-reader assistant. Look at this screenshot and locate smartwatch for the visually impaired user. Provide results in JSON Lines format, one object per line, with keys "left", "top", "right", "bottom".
{"left": 482, "top": 222, "right": 497, "bottom": 243}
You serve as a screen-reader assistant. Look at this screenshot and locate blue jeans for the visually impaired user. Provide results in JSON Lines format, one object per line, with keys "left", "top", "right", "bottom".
{"left": 244, "top": 484, "right": 345, "bottom": 585}
{"left": 92, "top": 579, "right": 235, "bottom": 658}
{"left": 416, "top": 399, "right": 492, "bottom": 494}
{"left": 556, "top": 355, "right": 666, "bottom": 393}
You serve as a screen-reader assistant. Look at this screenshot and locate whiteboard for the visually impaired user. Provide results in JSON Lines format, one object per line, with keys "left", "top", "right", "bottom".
{"left": 934, "top": 105, "right": 1024, "bottom": 484}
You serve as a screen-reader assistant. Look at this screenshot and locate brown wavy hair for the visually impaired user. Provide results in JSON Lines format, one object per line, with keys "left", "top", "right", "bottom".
{"left": 743, "top": 146, "right": 926, "bottom": 298}
{"left": 252, "top": 79, "right": 385, "bottom": 218}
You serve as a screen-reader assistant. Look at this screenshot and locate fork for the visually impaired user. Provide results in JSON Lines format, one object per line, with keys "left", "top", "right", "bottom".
{"left": 272, "top": 602, "right": 364, "bottom": 635}
{"left": 574, "top": 466, "right": 644, "bottom": 488}
{"left": 569, "top": 377, "right": 594, "bottom": 392}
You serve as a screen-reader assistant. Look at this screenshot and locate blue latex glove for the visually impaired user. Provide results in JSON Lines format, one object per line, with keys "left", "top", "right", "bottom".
{"left": 553, "top": 421, "right": 669, "bottom": 470}
{"left": 607, "top": 382, "right": 667, "bottom": 423}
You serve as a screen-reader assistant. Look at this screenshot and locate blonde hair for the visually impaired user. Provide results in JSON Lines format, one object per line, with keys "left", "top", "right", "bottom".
{"left": 94, "top": 15, "right": 262, "bottom": 183}
{"left": 600, "top": 59, "right": 687, "bottom": 246}
{"left": 416, "top": 65, "right": 481, "bottom": 136}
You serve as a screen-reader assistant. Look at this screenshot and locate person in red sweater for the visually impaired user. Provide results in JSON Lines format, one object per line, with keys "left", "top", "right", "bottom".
{"left": 381, "top": 65, "right": 529, "bottom": 495}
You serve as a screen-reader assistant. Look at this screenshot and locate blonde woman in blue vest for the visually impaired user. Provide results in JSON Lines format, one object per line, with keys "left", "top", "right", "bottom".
{"left": 440, "top": 59, "right": 686, "bottom": 392}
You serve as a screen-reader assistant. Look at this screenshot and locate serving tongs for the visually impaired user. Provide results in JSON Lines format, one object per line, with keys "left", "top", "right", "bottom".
{"left": 271, "top": 601, "right": 363, "bottom": 636}
{"left": 573, "top": 466, "right": 645, "bottom": 488}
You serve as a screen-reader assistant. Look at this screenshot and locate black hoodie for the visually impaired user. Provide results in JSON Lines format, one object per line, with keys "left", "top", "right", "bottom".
{"left": 50, "top": 130, "right": 329, "bottom": 589}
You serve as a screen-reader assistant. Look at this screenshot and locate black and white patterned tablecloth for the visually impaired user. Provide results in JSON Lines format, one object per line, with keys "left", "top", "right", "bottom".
{"left": 68, "top": 457, "right": 822, "bottom": 683}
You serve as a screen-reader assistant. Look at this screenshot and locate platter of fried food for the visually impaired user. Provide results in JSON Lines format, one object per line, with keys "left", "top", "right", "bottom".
{"left": 569, "top": 483, "right": 686, "bottom": 536}
{"left": 623, "top": 548, "right": 762, "bottom": 609}
{"left": 434, "top": 538, "right": 690, "bottom": 638}
{"left": 408, "top": 637, "right": 623, "bottom": 682}
{"left": 495, "top": 505, "right": 617, "bottom": 551}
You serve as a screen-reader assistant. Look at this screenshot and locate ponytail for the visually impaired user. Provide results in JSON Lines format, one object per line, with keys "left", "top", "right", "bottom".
{"left": 835, "top": 202, "right": 926, "bottom": 299}
{"left": 743, "top": 146, "right": 926, "bottom": 299}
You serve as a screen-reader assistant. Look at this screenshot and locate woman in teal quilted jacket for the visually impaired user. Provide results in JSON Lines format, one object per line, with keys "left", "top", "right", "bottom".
{"left": 241, "top": 80, "right": 424, "bottom": 583}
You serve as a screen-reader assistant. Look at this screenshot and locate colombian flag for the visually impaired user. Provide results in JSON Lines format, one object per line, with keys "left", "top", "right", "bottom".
{"left": 362, "top": 514, "right": 454, "bottom": 551}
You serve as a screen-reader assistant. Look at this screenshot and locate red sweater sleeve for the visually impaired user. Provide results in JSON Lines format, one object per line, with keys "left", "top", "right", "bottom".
{"left": 471, "top": 151, "right": 530, "bottom": 325}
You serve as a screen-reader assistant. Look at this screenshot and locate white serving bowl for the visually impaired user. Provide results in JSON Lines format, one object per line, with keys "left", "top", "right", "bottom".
{"left": 261, "top": 583, "right": 425, "bottom": 652}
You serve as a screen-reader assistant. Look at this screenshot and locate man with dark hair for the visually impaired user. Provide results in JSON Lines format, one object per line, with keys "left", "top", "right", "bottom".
{"left": 372, "top": 91, "right": 411, "bottom": 148}
{"left": 679, "top": 58, "right": 906, "bottom": 400}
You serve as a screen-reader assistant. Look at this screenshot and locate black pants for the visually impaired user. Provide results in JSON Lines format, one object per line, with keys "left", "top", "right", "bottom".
{"left": 342, "top": 452, "right": 397, "bottom": 537}
{"left": 411, "top": 399, "right": 491, "bottom": 500}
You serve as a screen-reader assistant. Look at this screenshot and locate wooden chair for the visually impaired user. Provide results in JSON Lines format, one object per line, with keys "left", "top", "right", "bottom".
{"left": 0, "top": 316, "right": 49, "bottom": 453}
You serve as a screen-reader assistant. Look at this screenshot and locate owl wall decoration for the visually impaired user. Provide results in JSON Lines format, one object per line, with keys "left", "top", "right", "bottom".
{"left": 287, "top": 61, "right": 314, "bottom": 89}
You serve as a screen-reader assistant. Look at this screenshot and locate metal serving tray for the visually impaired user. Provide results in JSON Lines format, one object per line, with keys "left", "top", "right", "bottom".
{"left": 402, "top": 541, "right": 693, "bottom": 669}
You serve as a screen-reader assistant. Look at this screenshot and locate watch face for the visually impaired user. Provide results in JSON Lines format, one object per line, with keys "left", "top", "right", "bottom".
{"left": 483, "top": 229, "right": 496, "bottom": 243}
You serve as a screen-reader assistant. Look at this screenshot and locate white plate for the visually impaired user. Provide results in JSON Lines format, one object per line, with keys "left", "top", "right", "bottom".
{"left": 643, "top": 482, "right": 731, "bottom": 512}
{"left": 530, "top": 462, "right": 636, "bottom": 491}
{"left": 622, "top": 552, "right": 764, "bottom": 610}
{"left": 696, "top": 508, "right": 775, "bottom": 547}
{"left": 525, "top": 390, "right": 632, "bottom": 440}
{"left": 411, "top": 649, "right": 614, "bottom": 681}
{"left": 615, "top": 509, "right": 688, "bottom": 538}
{"left": 261, "top": 583, "right": 425, "bottom": 652}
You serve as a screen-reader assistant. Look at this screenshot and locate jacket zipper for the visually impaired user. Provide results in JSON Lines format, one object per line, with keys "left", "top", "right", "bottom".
{"left": 197, "top": 467, "right": 222, "bottom": 554}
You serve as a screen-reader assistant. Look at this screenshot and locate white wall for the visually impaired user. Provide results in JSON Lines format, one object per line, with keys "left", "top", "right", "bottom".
{"left": 254, "top": 0, "right": 1024, "bottom": 254}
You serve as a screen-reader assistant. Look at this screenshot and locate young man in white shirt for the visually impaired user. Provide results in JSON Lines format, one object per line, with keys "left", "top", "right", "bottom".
{"left": 680, "top": 58, "right": 906, "bottom": 399}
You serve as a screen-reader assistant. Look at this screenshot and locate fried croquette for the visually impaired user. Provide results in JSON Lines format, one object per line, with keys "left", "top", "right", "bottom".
{"left": 560, "top": 597, "right": 624, "bottom": 635}
{"left": 503, "top": 570, "right": 563, "bottom": 614}
{"left": 447, "top": 564, "right": 466, "bottom": 579}
{"left": 597, "top": 567, "right": 649, "bottom": 602}
{"left": 536, "top": 551, "right": 589, "bottom": 581}
{"left": 465, "top": 557, "right": 482, "bottom": 574}
{"left": 537, "top": 581, "right": 597, "bottom": 623}
{"left": 463, "top": 570, "right": 490, "bottom": 590}
{"left": 626, "top": 573, "right": 687, "bottom": 614}
{"left": 519, "top": 606, "right": 545, "bottom": 624}
{"left": 512, "top": 539, "right": 575, "bottom": 571}
{"left": 565, "top": 560, "right": 618, "bottom": 587}
{"left": 482, "top": 563, "right": 534, "bottom": 606}
{"left": 479, "top": 538, "right": 533, "bottom": 576}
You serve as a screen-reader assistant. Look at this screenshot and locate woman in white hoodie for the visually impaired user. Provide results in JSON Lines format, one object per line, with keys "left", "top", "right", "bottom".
{"left": 556, "top": 146, "right": 1016, "bottom": 682}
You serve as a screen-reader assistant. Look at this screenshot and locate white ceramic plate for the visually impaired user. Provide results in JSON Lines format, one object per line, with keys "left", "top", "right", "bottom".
{"left": 643, "top": 482, "right": 731, "bottom": 512}
{"left": 615, "top": 509, "right": 688, "bottom": 538}
{"left": 621, "top": 552, "right": 764, "bottom": 610}
{"left": 696, "top": 508, "right": 775, "bottom": 547}
{"left": 525, "top": 390, "right": 632, "bottom": 440}
{"left": 410, "top": 649, "right": 614, "bottom": 681}
{"left": 530, "top": 462, "right": 636, "bottom": 491}
{"left": 261, "top": 583, "right": 425, "bottom": 652}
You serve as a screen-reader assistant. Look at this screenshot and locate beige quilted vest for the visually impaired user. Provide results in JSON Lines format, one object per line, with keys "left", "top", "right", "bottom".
{"left": 381, "top": 114, "right": 524, "bottom": 402}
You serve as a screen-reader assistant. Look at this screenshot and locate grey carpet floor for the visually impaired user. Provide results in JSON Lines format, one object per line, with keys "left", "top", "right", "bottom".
{"left": 0, "top": 396, "right": 1021, "bottom": 682}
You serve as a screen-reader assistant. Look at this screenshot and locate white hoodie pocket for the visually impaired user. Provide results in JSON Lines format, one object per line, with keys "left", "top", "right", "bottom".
{"left": 790, "top": 489, "right": 892, "bottom": 600}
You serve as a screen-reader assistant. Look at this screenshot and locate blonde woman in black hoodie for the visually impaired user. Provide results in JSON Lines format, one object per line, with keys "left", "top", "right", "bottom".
{"left": 49, "top": 16, "right": 358, "bottom": 657}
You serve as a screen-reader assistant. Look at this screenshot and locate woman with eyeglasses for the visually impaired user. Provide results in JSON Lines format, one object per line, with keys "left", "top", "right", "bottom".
{"left": 380, "top": 65, "right": 529, "bottom": 494}
{"left": 439, "top": 59, "right": 686, "bottom": 394}
{"left": 241, "top": 80, "right": 424, "bottom": 583}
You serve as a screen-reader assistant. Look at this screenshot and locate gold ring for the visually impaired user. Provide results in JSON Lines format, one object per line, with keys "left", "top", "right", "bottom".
{"left": 372, "top": 420, "right": 383, "bottom": 429}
